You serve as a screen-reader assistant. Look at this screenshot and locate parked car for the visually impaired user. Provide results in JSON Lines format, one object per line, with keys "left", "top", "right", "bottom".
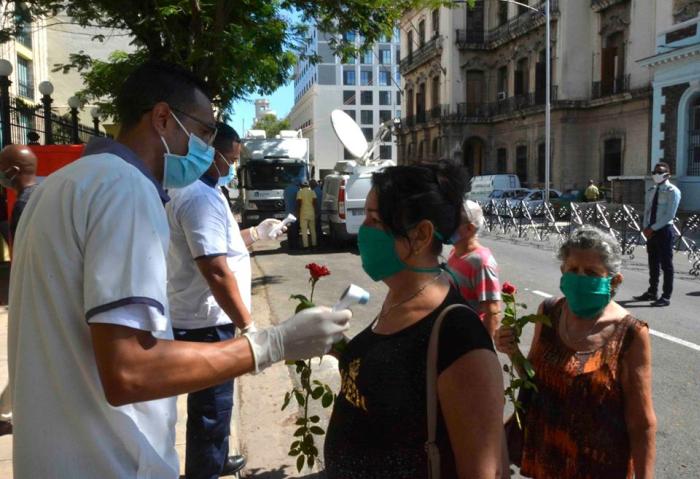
{"left": 516, "top": 189, "right": 562, "bottom": 216}
{"left": 467, "top": 175, "right": 522, "bottom": 202}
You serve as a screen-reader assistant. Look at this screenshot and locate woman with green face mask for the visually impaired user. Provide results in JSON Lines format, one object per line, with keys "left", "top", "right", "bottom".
{"left": 324, "top": 163, "right": 508, "bottom": 479}
{"left": 495, "top": 226, "right": 657, "bottom": 479}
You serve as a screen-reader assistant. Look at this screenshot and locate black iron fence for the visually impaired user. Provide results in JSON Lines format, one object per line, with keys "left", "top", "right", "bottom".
{"left": 1, "top": 92, "right": 104, "bottom": 147}
{"left": 478, "top": 199, "right": 700, "bottom": 278}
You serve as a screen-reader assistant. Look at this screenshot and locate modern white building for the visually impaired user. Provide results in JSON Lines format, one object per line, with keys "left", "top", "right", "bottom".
{"left": 640, "top": 0, "right": 700, "bottom": 212}
{"left": 289, "top": 26, "right": 401, "bottom": 178}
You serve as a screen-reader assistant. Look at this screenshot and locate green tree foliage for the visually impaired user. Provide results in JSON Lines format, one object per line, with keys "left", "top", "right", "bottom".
{"left": 24, "top": 0, "right": 462, "bottom": 118}
{"left": 253, "top": 114, "right": 291, "bottom": 138}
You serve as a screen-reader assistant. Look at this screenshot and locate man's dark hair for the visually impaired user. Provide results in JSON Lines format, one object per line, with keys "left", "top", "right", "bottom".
{"left": 115, "top": 60, "right": 210, "bottom": 130}
{"left": 213, "top": 122, "right": 241, "bottom": 152}
{"left": 655, "top": 162, "right": 670, "bottom": 173}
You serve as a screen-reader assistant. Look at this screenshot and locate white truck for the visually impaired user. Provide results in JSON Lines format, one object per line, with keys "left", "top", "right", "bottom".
{"left": 321, "top": 110, "right": 396, "bottom": 246}
{"left": 238, "top": 129, "right": 311, "bottom": 227}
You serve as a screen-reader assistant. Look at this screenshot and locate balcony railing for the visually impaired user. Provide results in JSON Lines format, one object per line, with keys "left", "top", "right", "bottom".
{"left": 592, "top": 74, "right": 630, "bottom": 99}
{"left": 430, "top": 105, "right": 443, "bottom": 120}
{"left": 456, "top": 0, "right": 559, "bottom": 50}
{"left": 399, "top": 36, "right": 443, "bottom": 74}
{"left": 449, "top": 87, "right": 559, "bottom": 122}
{"left": 416, "top": 109, "right": 427, "bottom": 125}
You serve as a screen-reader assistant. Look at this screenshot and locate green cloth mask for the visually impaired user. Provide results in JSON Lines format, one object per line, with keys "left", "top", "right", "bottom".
{"left": 559, "top": 272, "right": 612, "bottom": 320}
{"left": 357, "top": 225, "right": 441, "bottom": 282}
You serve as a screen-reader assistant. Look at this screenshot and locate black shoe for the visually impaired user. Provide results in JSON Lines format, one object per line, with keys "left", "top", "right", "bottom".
{"left": 651, "top": 297, "right": 670, "bottom": 307}
{"left": 221, "top": 455, "right": 247, "bottom": 476}
{"left": 633, "top": 292, "right": 657, "bottom": 301}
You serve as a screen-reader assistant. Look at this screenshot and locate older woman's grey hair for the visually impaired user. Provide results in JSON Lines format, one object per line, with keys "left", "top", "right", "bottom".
{"left": 557, "top": 226, "right": 623, "bottom": 275}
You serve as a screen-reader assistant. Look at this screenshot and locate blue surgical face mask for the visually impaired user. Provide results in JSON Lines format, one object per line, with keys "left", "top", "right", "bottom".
{"left": 215, "top": 152, "right": 236, "bottom": 187}
{"left": 161, "top": 112, "right": 215, "bottom": 189}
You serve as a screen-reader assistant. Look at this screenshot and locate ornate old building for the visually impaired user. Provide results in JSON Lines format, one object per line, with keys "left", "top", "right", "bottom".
{"left": 640, "top": 0, "right": 700, "bottom": 211}
{"left": 397, "top": 0, "right": 661, "bottom": 195}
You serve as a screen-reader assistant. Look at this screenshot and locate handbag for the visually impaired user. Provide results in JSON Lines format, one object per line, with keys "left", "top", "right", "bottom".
{"left": 425, "top": 303, "right": 471, "bottom": 479}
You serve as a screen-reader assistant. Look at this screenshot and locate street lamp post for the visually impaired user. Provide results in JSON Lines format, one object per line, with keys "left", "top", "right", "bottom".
{"left": 67, "top": 96, "right": 81, "bottom": 144}
{"left": 0, "top": 60, "right": 13, "bottom": 148}
{"left": 496, "top": 0, "right": 551, "bottom": 200}
{"left": 38, "top": 81, "right": 54, "bottom": 145}
{"left": 90, "top": 107, "right": 100, "bottom": 137}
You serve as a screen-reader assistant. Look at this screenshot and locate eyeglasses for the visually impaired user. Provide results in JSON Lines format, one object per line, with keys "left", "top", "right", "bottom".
{"left": 171, "top": 106, "right": 218, "bottom": 145}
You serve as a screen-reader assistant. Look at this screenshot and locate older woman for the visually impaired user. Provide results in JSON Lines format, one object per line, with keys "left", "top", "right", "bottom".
{"left": 496, "top": 226, "right": 656, "bottom": 479}
{"left": 324, "top": 163, "right": 506, "bottom": 478}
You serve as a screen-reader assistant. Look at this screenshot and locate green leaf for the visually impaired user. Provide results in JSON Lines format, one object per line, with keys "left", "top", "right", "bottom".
{"left": 291, "top": 294, "right": 315, "bottom": 313}
{"left": 294, "top": 390, "right": 305, "bottom": 406}
{"left": 311, "top": 386, "right": 324, "bottom": 400}
{"left": 310, "top": 425, "right": 325, "bottom": 435}
{"left": 295, "top": 417, "right": 306, "bottom": 426}
{"left": 321, "top": 392, "right": 333, "bottom": 408}
{"left": 522, "top": 359, "right": 536, "bottom": 379}
{"left": 293, "top": 426, "right": 306, "bottom": 437}
{"left": 289, "top": 448, "right": 300, "bottom": 456}
{"left": 307, "top": 455, "right": 314, "bottom": 468}
{"left": 297, "top": 454, "right": 305, "bottom": 472}
{"left": 291, "top": 440, "right": 300, "bottom": 449}
{"left": 309, "top": 415, "right": 320, "bottom": 423}
{"left": 282, "top": 392, "right": 291, "bottom": 410}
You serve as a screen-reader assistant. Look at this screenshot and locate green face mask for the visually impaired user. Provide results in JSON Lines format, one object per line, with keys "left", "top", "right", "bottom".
{"left": 357, "top": 225, "right": 441, "bottom": 282}
{"left": 559, "top": 272, "right": 612, "bottom": 320}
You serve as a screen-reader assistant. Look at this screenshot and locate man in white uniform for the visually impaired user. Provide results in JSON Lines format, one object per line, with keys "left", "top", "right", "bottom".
{"left": 8, "top": 61, "right": 350, "bottom": 478}
{"left": 167, "top": 123, "right": 283, "bottom": 477}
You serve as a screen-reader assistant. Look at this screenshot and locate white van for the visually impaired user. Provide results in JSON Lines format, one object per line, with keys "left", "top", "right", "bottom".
{"left": 467, "top": 175, "right": 522, "bottom": 202}
{"left": 321, "top": 160, "right": 394, "bottom": 245}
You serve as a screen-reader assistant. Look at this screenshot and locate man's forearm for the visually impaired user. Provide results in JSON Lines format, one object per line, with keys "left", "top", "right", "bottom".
{"left": 91, "top": 324, "right": 256, "bottom": 406}
{"left": 207, "top": 270, "right": 253, "bottom": 330}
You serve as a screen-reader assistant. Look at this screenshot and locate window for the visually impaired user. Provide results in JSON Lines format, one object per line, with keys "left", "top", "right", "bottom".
{"left": 498, "top": 2, "right": 509, "bottom": 25}
{"left": 407, "top": 31, "right": 414, "bottom": 58}
{"left": 360, "top": 110, "right": 374, "bottom": 125}
{"left": 344, "top": 110, "right": 356, "bottom": 120}
{"left": 362, "top": 127, "right": 374, "bottom": 141}
{"left": 535, "top": 49, "right": 547, "bottom": 104}
{"left": 418, "top": 20, "right": 426, "bottom": 47}
{"left": 343, "top": 90, "right": 356, "bottom": 105}
{"left": 397, "top": 91, "right": 402, "bottom": 106}
{"left": 17, "top": 57, "right": 34, "bottom": 100}
{"left": 379, "top": 91, "right": 390, "bottom": 105}
{"left": 396, "top": 47, "right": 401, "bottom": 63}
{"left": 601, "top": 32, "right": 625, "bottom": 96}
{"left": 516, "top": 145, "right": 528, "bottom": 185}
{"left": 362, "top": 51, "right": 374, "bottom": 65}
{"left": 360, "top": 70, "right": 373, "bottom": 86}
{"left": 360, "top": 91, "right": 373, "bottom": 105}
{"left": 603, "top": 138, "right": 623, "bottom": 178}
{"left": 466, "top": 70, "right": 485, "bottom": 115}
{"left": 379, "top": 48, "right": 391, "bottom": 64}
{"left": 689, "top": 97, "right": 700, "bottom": 176}
{"left": 343, "top": 70, "right": 356, "bottom": 85}
{"left": 432, "top": 9, "right": 440, "bottom": 37}
{"left": 497, "top": 66, "right": 508, "bottom": 98}
{"left": 379, "top": 110, "right": 392, "bottom": 123}
{"left": 380, "top": 145, "right": 392, "bottom": 160}
{"left": 431, "top": 76, "right": 440, "bottom": 110}
{"left": 15, "top": 17, "right": 32, "bottom": 49}
{"left": 514, "top": 58, "right": 529, "bottom": 96}
{"left": 537, "top": 142, "right": 546, "bottom": 183}
{"left": 343, "top": 55, "right": 356, "bottom": 65}
{"left": 432, "top": 138, "right": 440, "bottom": 157}
{"left": 343, "top": 32, "right": 357, "bottom": 43}
{"left": 497, "top": 148, "right": 507, "bottom": 174}
{"left": 379, "top": 70, "right": 391, "bottom": 86}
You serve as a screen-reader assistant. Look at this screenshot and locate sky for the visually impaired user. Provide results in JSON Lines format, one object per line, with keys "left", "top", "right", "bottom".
{"left": 228, "top": 82, "right": 295, "bottom": 136}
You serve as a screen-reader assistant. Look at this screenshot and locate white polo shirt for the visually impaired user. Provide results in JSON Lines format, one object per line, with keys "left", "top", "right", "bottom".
{"left": 166, "top": 176, "right": 252, "bottom": 330}
{"left": 8, "top": 139, "right": 179, "bottom": 478}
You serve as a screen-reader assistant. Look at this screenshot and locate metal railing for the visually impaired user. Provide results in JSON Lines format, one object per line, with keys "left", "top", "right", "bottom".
{"left": 592, "top": 74, "right": 631, "bottom": 99}
{"left": 479, "top": 199, "right": 700, "bottom": 277}
{"left": 448, "top": 87, "right": 559, "bottom": 122}
{"left": 399, "top": 36, "right": 442, "bottom": 74}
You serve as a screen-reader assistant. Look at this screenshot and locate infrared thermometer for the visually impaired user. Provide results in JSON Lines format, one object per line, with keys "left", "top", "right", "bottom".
{"left": 332, "top": 284, "right": 370, "bottom": 312}
{"left": 269, "top": 213, "right": 297, "bottom": 239}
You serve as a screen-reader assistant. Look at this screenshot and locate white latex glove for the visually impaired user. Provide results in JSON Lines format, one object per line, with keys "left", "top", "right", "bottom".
{"left": 244, "top": 306, "right": 351, "bottom": 373}
{"left": 254, "top": 218, "right": 286, "bottom": 240}
{"left": 240, "top": 322, "right": 258, "bottom": 334}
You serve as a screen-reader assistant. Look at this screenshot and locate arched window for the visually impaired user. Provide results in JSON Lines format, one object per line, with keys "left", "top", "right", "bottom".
{"left": 688, "top": 96, "right": 700, "bottom": 176}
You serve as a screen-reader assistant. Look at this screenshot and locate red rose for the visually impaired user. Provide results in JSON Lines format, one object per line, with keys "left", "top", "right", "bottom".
{"left": 502, "top": 282, "right": 517, "bottom": 295}
{"left": 306, "top": 263, "right": 331, "bottom": 281}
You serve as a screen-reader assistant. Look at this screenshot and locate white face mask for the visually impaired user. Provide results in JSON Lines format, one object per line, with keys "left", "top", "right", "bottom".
{"left": 652, "top": 173, "right": 668, "bottom": 184}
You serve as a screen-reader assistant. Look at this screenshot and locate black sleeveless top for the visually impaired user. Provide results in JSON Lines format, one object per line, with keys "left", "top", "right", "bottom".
{"left": 324, "top": 288, "right": 494, "bottom": 478}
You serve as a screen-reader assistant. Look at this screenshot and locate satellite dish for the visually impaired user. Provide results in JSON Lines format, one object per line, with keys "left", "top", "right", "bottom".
{"left": 331, "top": 109, "right": 368, "bottom": 159}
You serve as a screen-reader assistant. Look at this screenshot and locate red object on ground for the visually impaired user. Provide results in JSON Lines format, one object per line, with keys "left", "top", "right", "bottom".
{"left": 5, "top": 144, "right": 85, "bottom": 219}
